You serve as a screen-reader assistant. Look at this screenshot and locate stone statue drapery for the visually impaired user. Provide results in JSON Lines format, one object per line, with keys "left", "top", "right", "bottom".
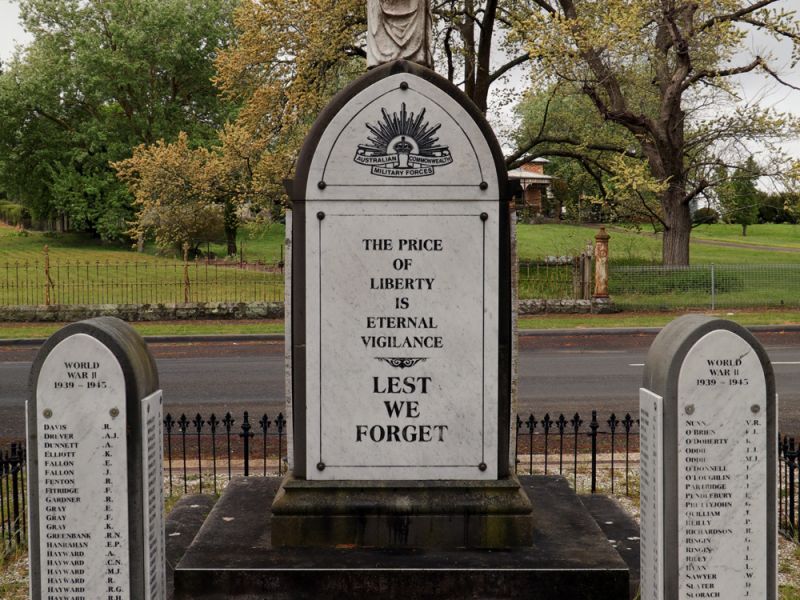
{"left": 367, "top": 0, "right": 433, "bottom": 69}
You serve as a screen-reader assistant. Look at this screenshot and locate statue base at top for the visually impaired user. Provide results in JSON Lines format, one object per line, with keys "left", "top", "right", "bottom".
{"left": 270, "top": 475, "right": 534, "bottom": 548}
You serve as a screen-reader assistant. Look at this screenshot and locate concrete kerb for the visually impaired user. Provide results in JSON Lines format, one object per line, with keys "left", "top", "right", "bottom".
{"left": 3, "top": 325, "right": 800, "bottom": 347}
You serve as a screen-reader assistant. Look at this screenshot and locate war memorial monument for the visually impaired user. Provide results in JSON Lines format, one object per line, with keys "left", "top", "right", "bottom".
{"left": 22, "top": 2, "right": 780, "bottom": 598}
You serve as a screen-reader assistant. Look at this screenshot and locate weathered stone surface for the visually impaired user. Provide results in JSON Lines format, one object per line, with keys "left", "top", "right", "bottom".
{"left": 0, "top": 302, "right": 284, "bottom": 322}
{"left": 27, "top": 317, "right": 162, "bottom": 600}
{"left": 174, "top": 475, "right": 629, "bottom": 600}
{"left": 640, "top": 315, "right": 777, "bottom": 600}
{"left": 517, "top": 298, "right": 617, "bottom": 315}
{"left": 164, "top": 495, "right": 217, "bottom": 600}
{"left": 270, "top": 475, "right": 533, "bottom": 548}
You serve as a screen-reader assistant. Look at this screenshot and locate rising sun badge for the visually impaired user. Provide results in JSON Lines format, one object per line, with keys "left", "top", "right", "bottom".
{"left": 354, "top": 103, "right": 453, "bottom": 178}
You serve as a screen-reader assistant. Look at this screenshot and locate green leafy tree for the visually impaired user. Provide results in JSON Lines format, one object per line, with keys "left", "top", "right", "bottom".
{"left": 716, "top": 158, "right": 762, "bottom": 236}
{"left": 0, "top": 0, "right": 237, "bottom": 240}
{"left": 513, "top": 83, "right": 667, "bottom": 227}
{"left": 512, "top": 0, "right": 800, "bottom": 264}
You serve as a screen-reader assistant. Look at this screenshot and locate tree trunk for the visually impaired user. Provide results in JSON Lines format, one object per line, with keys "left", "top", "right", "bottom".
{"left": 661, "top": 191, "right": 691, "bottom": 265}
{"left": 223, "top": 200, "right": 238, "bottom": 257}
{"left": 742, "top": 224, "right": 748, "bottom": 237}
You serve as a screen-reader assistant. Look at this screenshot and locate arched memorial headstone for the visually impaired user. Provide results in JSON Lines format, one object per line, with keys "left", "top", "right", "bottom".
{"left": 640, "top": 315, "right": 777, "bottom": 600}
{"left": 27, "top": 317, "right": 165, "bottom": 600}
{"left": 271, "top": 58, "right": 530, "bottom": 548}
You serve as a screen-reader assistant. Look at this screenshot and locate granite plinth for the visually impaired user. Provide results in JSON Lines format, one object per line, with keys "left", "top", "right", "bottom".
{"left": 174, "top": 475, "right": 629, "bottom": 600}
{"left": 271, "top": 475, "right": 533, "bottom": 548}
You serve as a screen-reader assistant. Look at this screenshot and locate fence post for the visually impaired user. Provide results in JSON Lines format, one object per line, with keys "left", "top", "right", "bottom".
{"left": 241, "top": 411, "right": 253, "bottom": 477}
{"left": 10, "top": 443, "right": 21, "bottom": 544}
{"left": 710, "top": 263, "right": 716, "bottom": 310}
{"left": 43, "top": 245, "right": 52, "bottom": 306}
{"left": 589, "top": 411, "right": 599, "bottom": 493}
{"left": 582, "top": 253, "right": 592, "bottom": 299}
{"left": 593, "top": 227, "right": 610, "bottom": 299}
{"left": 183, "top": 242, "right": 191, "bottom": 303}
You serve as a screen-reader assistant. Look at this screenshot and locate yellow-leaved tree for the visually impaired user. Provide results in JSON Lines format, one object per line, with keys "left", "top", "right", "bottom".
{"left": 114, "top": 128, "right": 261, "bottom": 256}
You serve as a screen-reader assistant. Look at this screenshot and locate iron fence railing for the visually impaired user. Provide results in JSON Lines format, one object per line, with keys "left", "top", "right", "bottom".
{"left": 611, "top": 263, "right": 800, "bottom": 310}
{"left": 0, "top": 248, "right": 285, "bottom": 307}
{"left": 514, "top": 411, "right": 640, "bottom": 496}
{"left": 3, "top": 412, "right": 799, "bottom": 552}
{"left": 781, "top": 436, "right": 800, "bottom": 540}
{"left": 163, "top": 411, "right": 287, "bottom": 496}
{"left": 518, "top": 255, "right": 592, "bottom": 300}
{"left": 1, "top": 443, "right": 26, "bottom": 554}
{"left": 1, "top": 248, "right": 596, "bottom": 307}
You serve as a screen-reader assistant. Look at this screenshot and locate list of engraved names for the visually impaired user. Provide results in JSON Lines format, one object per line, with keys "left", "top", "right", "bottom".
{"left": 37, "top": 335, "right": 130, "bottom": 600}
{"left": 677, "top": 331, "right": 767, "bottom": 599}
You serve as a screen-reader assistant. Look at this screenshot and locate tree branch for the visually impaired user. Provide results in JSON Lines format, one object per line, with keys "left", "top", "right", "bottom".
{"left": 488, "top": 52, "right": 531, "bottom": 85}
{"left": 683, "top": 178, "right": 711, "bottom": 205}
{"left": 682, "top": 57, "right": 762, "bottom": 91}
{"left": 699, "top": 0, "right": 779, "bottom": 32}
{"left": 636, "top": 190, "right": 667, "bottom": 228}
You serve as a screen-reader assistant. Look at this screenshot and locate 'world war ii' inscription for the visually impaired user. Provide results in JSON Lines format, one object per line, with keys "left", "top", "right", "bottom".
{"left": 34, "top": 334, "right": 131, "bottom": 600}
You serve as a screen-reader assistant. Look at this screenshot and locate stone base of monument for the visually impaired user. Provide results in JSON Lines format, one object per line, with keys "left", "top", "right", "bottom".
{"left": 270, "top": 475, "right": 534, "bottom": 548}
{"left": 173, "top": 475, "right": 629, "bottom": 600}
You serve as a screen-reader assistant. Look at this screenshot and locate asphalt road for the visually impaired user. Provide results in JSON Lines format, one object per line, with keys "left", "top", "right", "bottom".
{"left": 2, "top": 331, "right": 800, "bottom": 442}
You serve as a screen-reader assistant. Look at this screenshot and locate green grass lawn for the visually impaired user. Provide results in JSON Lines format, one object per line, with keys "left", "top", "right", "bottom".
{"left": 3, "top": 221, "right": 799, "bottom": 266}
{"left": 692, "top": 223, "right": 800, "bottom": 249}
{"left": 3, "top": 221, "right": 800, "bottom": 308}
{"left": 0, "top": 223, "right": 284, "bottom": 305}
{"left": 516, "top": 223, "right": 800, "bottom": 265}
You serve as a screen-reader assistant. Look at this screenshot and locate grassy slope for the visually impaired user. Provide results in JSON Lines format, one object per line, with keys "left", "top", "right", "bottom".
{"left": 516, "top": 223, "right": 800, "bottom": 265}
{"left": 0, "top": 223, "right": 285, "bottom": 305}
{"left": 3, "top": 221, "right": 799, "bottom": 265}
{"left": 0, "top": 222, "right": 286, "bottom": 263}
{"left": 692, "top": 223, "right": 800, "bottom": 249}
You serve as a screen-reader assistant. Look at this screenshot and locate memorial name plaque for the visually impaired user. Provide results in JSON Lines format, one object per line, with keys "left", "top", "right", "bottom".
{"left": 292, "top": 60, "right": 510, "bottom": 481}
{"left": 639, "top": 388, "right": 664, "bottom": 600}
{"left": 28, "top": 317, "right": 164, "bottom": 600}
{"left": 640, "top": 316, "right": 777, "bottom": 600}
{"left": 141, "top": 390, "right": 166, "bottom": 600}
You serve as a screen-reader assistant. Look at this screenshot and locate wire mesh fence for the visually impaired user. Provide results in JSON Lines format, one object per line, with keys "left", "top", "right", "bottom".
{"left": 0, "top": 251, "right": 285, "bottom": 306}
{"left": 518, "top": 255, "right": 592, "bottom": 300}
{"left": 611, "top": 263, "right": 800, "bottom": 310}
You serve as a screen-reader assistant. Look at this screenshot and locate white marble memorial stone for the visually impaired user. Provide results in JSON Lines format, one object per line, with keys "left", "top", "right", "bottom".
{"left": 639, "top": 388, "right": 664, "bottom": 600}
{"left": 141, "top": 391, "right": 165, "bottom": 600}
{"left": 677, "top": 330, "right": 767, "bottom": 599}
{"left": 35, "top": 334, "right": 131, "bottom": 599}
{"left": 28, "top": 318, "right": 164, "bottom": 600}
{"left": 640, "top": 316, "right": 777, "bottom": 600}
{"left": 298, "top": 66, "right": 506, "bottom": 481}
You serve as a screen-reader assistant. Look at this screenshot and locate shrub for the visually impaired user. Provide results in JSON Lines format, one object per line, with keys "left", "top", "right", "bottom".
{"left": 692, "top": 207, "right": 719, "bottom": 225}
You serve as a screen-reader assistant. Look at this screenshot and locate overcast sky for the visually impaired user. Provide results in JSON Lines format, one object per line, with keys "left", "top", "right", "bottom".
{"left": 1, "top": 0, "right": 798, "bottom": 161}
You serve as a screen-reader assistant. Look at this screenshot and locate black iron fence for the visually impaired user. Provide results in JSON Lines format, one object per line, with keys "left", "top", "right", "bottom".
{"left": 2, "top": 412, "right": 799, "bottom": 553}
{"left": 781, "top": 436, "right": 800, "bottom": 540}
{"left": 164, "top": 411, "right": 288, "bottom": 496}
{"left": 514, "top": 411, "right": 640, "bottom": 496}
{"left": 1, "top": 443, "right": 26, "bottom": 555}
{"left": 0, "top": 247, "right": 285, "bottom": 306}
